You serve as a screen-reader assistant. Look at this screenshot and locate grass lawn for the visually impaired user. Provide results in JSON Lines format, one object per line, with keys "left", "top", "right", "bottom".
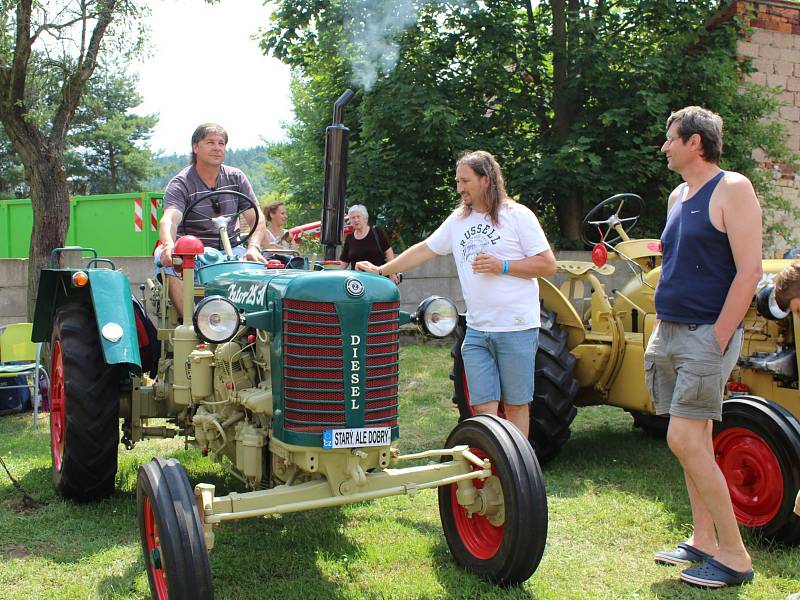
{"left": 0, "top": 342, "right": 798, "bottom": 599}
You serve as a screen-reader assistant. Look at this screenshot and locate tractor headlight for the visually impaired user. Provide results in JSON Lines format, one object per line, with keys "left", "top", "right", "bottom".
{"left": 416, "top": 296, "right": 458, "bottom": 338}
{"left": 193, "top": 296, "right": 242, "bottom": 343}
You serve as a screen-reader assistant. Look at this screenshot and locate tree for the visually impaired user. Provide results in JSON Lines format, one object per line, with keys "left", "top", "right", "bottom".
{"left": 0, "top": 0, "right": 146, "bottom": 317}
{"left": 0, "top": 127, "right": 25, "bottom": 197}
{"left": 68, "top": 66, "right": 158, "bottom": 194}
{"left": 0, "top": 60, "right": 159, "bottom": 196}
{"left": 261, "top": 0, "right": 796, "bottom": 249}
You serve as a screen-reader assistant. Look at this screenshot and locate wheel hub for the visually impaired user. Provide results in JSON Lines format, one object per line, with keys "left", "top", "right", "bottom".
{"left": 715, "top": 426, "right": 783, "bottom": 526}
{"left": 476, "top": 476, "right": 505, "bottom": 527}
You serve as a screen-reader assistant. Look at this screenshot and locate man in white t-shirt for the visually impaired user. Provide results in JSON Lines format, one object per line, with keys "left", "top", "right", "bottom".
{"left": 356, "top": 150, "right": 556, "bottom": 435}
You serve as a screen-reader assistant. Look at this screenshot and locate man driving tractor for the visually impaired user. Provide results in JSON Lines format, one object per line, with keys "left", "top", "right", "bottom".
{"left": 155, "top": 123, "right": 268, "bottom": 316}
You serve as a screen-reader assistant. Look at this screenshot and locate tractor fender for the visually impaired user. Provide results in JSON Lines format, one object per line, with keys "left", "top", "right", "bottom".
{"left": 538, "top": 278, "right": 586, "bottom": 349}
{"left": 32, "top": 268, "right": 141, "bottom": 372}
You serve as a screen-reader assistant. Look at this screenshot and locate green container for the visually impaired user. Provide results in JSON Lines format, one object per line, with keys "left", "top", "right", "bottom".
{"left": 0, "top": 192, "right": 163, "bottom": 258}
{"left": 0, "top": 198, "right": 35, "bottom": 258}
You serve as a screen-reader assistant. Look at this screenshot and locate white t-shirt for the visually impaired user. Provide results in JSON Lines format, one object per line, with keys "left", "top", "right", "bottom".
{"left": 426, "top": 201, "right": 551, "bottom": 331}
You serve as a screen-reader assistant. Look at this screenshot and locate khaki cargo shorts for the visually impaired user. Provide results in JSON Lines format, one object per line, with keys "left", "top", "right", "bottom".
{"left": 644, "top": 321, "right": 742, "bottom": 421}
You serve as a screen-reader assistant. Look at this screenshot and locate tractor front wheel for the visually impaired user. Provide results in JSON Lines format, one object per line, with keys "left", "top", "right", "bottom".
{"left": 137, "top": 457, "right": 214, "bottom": 600}
{"left": 50, "top": 303, "right": 120, "bottom": 501}
{"left": 438, "top": 414, "right": 548, "bottom": 586}
{"left": 714, "top": 395, "right": 800, "bottom": 545}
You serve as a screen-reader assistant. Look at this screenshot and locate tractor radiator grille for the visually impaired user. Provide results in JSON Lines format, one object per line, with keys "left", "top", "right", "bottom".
{"left": 282, "top": 299, "right": 400, "bottom": 434}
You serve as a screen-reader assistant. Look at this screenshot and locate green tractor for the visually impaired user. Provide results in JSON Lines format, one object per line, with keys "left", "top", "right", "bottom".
{"left": 451, "top": 193, "right": 800, "bottom": 545}
{"left": 33, "top": 92, "right": 548, "bottom": 598}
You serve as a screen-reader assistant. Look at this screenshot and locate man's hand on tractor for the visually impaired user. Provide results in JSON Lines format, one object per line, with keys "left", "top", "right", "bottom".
{"left": 160, "top": 242, "right": 175, "bottom": 267}
{"left": 246, "top": 245, "right": 268, "bottom": 264}
{"left": 355, "top": 260, "right": 380, "bottom": 274}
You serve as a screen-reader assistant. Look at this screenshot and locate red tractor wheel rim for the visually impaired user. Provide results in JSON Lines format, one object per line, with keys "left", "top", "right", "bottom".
{"left": 50, "top": 341, "right": 65, "bottom": 472}
{"left": 449, "top": 448, "right": 503, "bottom": 559}
{"left": 144, "top": 496, "right": 169, "bottom": 598}
{"left": 715, "top": 427, "right": 783, "bottom": 526}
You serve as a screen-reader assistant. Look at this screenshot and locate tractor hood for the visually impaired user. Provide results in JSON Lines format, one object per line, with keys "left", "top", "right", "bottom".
{"left": 202, "top": 268, "right": 400, "bottom": 313}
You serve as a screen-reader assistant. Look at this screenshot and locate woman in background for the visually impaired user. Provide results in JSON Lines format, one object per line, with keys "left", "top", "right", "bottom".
{"left": 340, "top": 204, "right": 398, "bottom": 283}
{"left": 264, "top": 201, "right": 297, "bottom": 249}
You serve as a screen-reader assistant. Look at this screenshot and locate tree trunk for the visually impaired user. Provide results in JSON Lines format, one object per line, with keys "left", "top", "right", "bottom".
{"left": 550, "top": 0, "right": 582, "bottom": 244}
{"left": 556, "top": 194, "right": 582, "bottom": 243}
{"left": 26, "top": 156, "right": 70, "bottom": 320}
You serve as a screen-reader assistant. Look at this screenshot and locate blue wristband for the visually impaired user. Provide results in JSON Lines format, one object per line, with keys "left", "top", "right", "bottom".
{"left": 502, "top": 260, "right": 509, "bottom": 274}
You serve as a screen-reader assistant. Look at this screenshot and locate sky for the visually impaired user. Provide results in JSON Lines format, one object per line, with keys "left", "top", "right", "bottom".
{"left": 132, "top": 0, "right": 293, "bottom": 156}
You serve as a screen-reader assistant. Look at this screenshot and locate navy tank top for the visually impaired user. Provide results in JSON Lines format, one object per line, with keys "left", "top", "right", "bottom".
{"left": 655, "top": 171, "right": 736, "bottom": 324}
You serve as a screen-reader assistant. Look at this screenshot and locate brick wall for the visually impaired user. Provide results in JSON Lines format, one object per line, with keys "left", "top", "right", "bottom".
{"left": 726, "top": 1, "right": 800, "bottom": 252}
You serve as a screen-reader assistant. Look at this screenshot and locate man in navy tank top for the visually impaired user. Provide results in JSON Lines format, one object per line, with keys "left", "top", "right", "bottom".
{"left": 647, "top": 107, "right": 762, "bottom": 588}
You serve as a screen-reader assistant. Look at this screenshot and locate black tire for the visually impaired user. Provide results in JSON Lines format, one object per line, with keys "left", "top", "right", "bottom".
{"left": 137, "top": 457, "right": 214, "bottom": 600}
{"left": 450, "top": 310, "right": 578, "bottom": 463}
{"left": 438, "top": 414, "right": 548, "bottom": 586}
{"left": 628, "top": 410, "right": 669, "bottom": 438}
{"left": 50, "top": 303, "right": 120, "bottom": 501}
{"left": 713, "top": 395, "right": 800, "bottom": 545}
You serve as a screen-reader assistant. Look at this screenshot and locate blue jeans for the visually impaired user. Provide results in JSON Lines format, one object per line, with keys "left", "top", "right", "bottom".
{"left": 461, "top": 327, "right": 539, "bottom": 406}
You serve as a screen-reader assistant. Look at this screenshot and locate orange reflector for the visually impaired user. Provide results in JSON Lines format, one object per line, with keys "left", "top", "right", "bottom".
{"left": 71, "top": 271, "right": 89, "bottom": 287}
{"left": 726, "top": 381, "right": 750, "bottom": 395}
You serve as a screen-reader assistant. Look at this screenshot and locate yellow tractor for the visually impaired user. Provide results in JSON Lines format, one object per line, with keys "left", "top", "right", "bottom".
{"left": 452, "top": 193, "right": 800, "bottom": 545}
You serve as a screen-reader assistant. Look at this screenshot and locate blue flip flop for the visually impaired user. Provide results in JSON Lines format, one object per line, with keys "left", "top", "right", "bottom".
{"left": 654, "top": 543, "right": 711, "bottom": 566}
{"left": 680, "top": 557, "right": 754, "bottom": 589}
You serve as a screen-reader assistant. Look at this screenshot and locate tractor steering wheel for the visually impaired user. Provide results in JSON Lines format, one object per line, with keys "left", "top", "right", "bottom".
{"left": 580, "top": 193, "right": 644, "bottom": 248}
{"left": 181, "top": 189, "right": 260, "bottom": 251}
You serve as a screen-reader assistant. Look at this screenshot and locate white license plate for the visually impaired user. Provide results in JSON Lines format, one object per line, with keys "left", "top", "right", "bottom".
{"left": 322, "top": 427, "right": 391, "bottom": 449}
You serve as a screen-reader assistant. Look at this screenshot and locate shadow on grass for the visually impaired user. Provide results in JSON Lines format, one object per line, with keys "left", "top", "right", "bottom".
{"left": 208, "top": 508, "right": 361, "bottom": 600}
{"left": 649, "top": 577, "right": 751, "bottom": 599}
{"left": 389, "top": 515, "right": 539, "bottom": 599}
{"left": 121, "top": 448, "right": 366, "bottom": 599}
{"left": 543, "top": 409, "right": 688, "bottom": 519}
{"left": 92, "top": 507, "right": 362, "bottom": 600}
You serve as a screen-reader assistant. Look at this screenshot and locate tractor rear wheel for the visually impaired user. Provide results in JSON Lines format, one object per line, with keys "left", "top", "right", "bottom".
{"left": 451, "top": 310, "right": 578, "bottom": 463}
{"left": 50, "top": 303, "right": 120, "bottom": 501}
{"left": 137, "top": 457, "right": 214, "bottom": 600}
{"left": 438, "top": 414, "right": 547, "bottom": 586}
{"left": 713, "top": 395, "right": 800, "bottom": 545}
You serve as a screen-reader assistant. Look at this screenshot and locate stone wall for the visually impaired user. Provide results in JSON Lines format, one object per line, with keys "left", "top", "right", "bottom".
{"left": 728, "top": 1, "right": 800, "bottom": 249}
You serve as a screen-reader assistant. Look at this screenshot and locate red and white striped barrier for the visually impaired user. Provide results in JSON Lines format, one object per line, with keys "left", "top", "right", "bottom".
{"left": 134, "top": 196, "right": 159, "bottom": 232}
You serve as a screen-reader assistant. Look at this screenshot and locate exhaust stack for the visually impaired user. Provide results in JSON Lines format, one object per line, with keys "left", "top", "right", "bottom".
{"left": 320, "top": 89, "right": 355, "bottom": 260}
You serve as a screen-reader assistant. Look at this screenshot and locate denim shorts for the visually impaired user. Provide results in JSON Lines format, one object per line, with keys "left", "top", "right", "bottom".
{"left": 461, "top": 327, "right": 539, "bottom": 406}
{"left": 644, "top": 321, "right": 743, "bottom": 421}
{"left": 154, "top": 244, "right": 245, "bottom": 277}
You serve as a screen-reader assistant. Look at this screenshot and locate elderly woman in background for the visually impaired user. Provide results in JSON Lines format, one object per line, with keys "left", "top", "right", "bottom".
{"left": 340, "top": 204, "right": 398, "bottom": 282}
{"left": 264, "top": 201, "right": 297, "bottom": 249}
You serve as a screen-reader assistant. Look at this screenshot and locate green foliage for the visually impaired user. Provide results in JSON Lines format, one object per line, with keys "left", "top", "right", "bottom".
{"left": 146, "top": 146, "right": 277, "bottom": 198}
{"left": 68, "top": 67, "right": 158, "bottom": 194}
{"left": 0, "top": 129, "right": 24, "bottom": 198}
{"left": 260, "top": 0, "right": 797, "bottom": 251}
{"left": 0, "top": 58, "right": 158, "bottom": 197}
